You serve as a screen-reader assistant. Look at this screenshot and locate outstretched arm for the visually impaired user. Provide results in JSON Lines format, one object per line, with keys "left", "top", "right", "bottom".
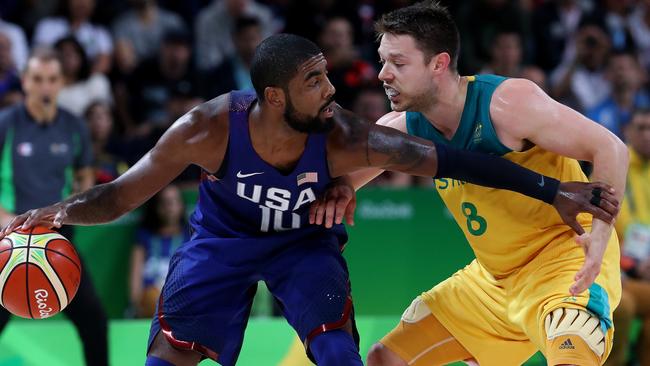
{"left": 1, "top": 99, "right": 227, "bottom": 236}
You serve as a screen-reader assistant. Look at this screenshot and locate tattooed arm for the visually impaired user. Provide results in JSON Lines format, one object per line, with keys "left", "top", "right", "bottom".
{"left": 325, "top": 107, "right": 618, "bottom": 229}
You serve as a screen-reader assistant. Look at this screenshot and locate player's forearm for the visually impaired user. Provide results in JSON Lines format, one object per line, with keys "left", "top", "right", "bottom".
{"left": 60, "top": 182, "right": 130, "bottom": 225}
{"left": 589, "top": 141, "right": 629, "bottom": 232}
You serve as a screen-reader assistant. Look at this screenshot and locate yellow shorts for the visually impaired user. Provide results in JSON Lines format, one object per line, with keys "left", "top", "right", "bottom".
{"left": 399, "top": 233, "right": 621, "bottom": 366}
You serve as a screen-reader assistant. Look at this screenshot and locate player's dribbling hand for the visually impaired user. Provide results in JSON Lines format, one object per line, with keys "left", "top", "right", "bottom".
{"left": 309, "top": 178, "right": 356, "bottom": 228}
{"left": 0, "top": 204, "right": 66, "bottom": 239}
{"left": 553, "top": 181, "right": 619, "bottom": 235}
{"left": 571, "top": 230, "right": 608, "bottom": 295}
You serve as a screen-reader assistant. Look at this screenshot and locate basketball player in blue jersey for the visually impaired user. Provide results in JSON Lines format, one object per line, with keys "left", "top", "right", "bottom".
{"left": 1, "top": 34, "right": 619, "bottom": 366}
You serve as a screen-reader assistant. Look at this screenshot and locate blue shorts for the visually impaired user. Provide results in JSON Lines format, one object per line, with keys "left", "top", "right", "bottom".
{"left": 147, "top": 232, "right": 356, "bottom": 365}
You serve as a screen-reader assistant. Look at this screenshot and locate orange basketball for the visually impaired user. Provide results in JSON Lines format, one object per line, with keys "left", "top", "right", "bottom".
{"left": 0, "top": 227, "right": 81, "bottom": 319}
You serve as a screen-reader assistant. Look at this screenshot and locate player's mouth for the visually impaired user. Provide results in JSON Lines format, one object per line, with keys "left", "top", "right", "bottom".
{"left": 321, "top": 101, "right": 335, "bottom": 118}
{"left": 384, "top": 86, "right": 400, "bottom": 102}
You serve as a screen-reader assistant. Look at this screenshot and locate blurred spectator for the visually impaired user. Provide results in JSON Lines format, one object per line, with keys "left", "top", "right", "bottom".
{"left": 606, "top": 109, "right": 650, "bottom": 366}
{"left": 33, "top": 0, "right": 114, "bottom": 74}
{"left": 129, "top": 184, "right": 189, "bottom": 318}
{"left": 317, "top": 16, "right": 377, "bottom": 108}
{"left": 55, "top": 36, "right": 113, "bottom": 117}
{"left": 456, "top": 0, "right": 531, "bottom": 74}
{"left": 123, "top": 30, "right": 201, "bottom": 137}
{"left": 157, "top": 0, "right": 212, "bottom": 26}
{"left": 532, "top": 0, "right": 596, "bottom": 72}
{"left": 112, "top": 0, "right": 186, "bottom": 73}
{"left": 0, "top": 32, "right": 22, "bottom": 107}
{"left": 284, "top": 0, "right": 360, "bottom": 50}
{"left": 602, "top": 0, "right": 637, "bottom": 52}
{"left": 480, "top": 30, "right": 525, "bottom": 77}
{"left": 550, "top": 19, "right": 611, "bottom": 112}
{"left": 0, "top": 1, "right": 60, "bottom": 40}
{"left": 200, "top": 15, "right": 262, "bottom": 99}
{"left": 195, "top": 0, "right": 275, "bottom": 70}
{"left": 352, "top": 87, "right": 412, "bottom": 187}
{"left": 0, "top": 17, "right": 28, "bottom": 71}
{"left": 84, "top": 101, "right": 128, "bottom": 184}
{"left": 629, "top": 0, "right": 650, "bottom": 72}
{"left": 587, "top": 51, "right": 650, "bottom": 140}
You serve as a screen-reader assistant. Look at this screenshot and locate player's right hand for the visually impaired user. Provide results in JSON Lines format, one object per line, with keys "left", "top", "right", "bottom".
{"left": 309, "top": 179, "right": 356, "bottom": 228}
{"left": 0, "top": 204, "right": 66, "bottom": 239}
{"left": 553, "top": 181, "right": 619, "bottom": 235}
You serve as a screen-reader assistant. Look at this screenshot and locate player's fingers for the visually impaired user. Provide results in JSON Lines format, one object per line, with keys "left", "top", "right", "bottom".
{"left": 309, "top": 200, "right": 320, "bottom": 224}
{"left": 325, "top": 197, "right": 337, "bottom": 228}
{"left": 596, "top": 199, "right": 618, "bottom": 219}
{"left": 598, "top": 190, "right": 619, "bottom": 210}
{"left": 345, "top": 199, "right": 356, "bottom": 226}
{"left": 566, "top": 217, "right": 585, "bottom": 236}
{"left": 590, "top": 182, "right": 615, "bottom": 195}
{"left": 590, "top": 206, "right": 614, "bottom": 224}
{"left": 334, "top": 196, "right": 350, "bottom": 225}
{"left": 315, "top": 200, "right": 326, "bottom": 225}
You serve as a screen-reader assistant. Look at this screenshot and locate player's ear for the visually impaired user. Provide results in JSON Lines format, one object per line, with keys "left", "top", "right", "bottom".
{"left": 264, "top": 87, "right": 285, "bottom": 109}
{"left": 430, "top": 52, "right": 451, "bottom": 75}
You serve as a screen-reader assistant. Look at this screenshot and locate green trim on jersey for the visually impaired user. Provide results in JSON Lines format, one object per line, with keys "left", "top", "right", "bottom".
{"left": 61, "top": 133, "right": 81, "bottom": 199}
{"left": 0, "top": 127, "right": 15, "bottom": 212}
{"left": 406, "top": 74, "right": 512, "bottom": 156}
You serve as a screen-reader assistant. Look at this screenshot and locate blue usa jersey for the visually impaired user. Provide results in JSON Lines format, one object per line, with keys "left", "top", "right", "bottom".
{"left": 189, "top": 90, "right": 347, "bottom": 253}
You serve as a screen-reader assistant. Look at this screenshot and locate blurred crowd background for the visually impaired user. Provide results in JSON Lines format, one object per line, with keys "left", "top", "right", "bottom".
{"left": 0, "top": 0, "right": 648, "bottom": 186}
{"left": 1, "top": 0, "right": 650, "bottom": 365}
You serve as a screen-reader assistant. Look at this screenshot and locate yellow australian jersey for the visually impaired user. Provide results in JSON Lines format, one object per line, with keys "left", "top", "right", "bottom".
{"left": 616, "top": 147, "right": 650, "bottom": 234}
{"left": 406, "top": 74, "right": 593, "bottom": 277}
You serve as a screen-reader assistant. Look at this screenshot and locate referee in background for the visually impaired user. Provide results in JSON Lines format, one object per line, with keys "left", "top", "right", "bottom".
{"left": 0, "top": 49, "right": 108, "bottom": 366}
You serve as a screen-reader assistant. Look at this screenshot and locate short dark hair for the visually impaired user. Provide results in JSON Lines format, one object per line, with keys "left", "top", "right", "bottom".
{"left": 375, "top": 0, "right": 460, "bottom": 69}
{"left": 250, "top": 33, "right": 322, "bottom": 101}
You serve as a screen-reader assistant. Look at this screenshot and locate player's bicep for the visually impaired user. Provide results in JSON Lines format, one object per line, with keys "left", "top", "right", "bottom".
{"left": 493, "top": 79, "right": 621, "bottom": 162}
{"left": 110, "top": 113, "right": 206, "bottom": 211}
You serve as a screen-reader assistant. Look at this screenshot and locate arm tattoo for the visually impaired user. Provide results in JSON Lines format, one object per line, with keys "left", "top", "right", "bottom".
{"left": 367, "top": 128, "right": 431, "bottom": 172}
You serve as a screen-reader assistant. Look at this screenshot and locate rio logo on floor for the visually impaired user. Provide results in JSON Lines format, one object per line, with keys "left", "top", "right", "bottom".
{"left": 34, "top": 289, "right": 53, "bottom": 318}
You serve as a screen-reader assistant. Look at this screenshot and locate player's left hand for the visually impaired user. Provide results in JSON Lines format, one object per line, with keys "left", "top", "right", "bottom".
{"left": 570, "top": 229, "right": 609, "bottom": 295}
{"left": 309, "top": 179, "right": 356, "bottom": 228}
{"left": 553, "top": 181, "right": 619, "bottom": 235}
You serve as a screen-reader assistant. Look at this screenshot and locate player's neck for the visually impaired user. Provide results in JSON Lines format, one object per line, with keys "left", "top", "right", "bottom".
{"left": 248, "top": 103, "right": 308, "bottom": 165}
{"left": 24, "top": 99, "right": 58, "bottom": 125}
{"left": 419, "top": 73, "right": 468, "bottom": 139}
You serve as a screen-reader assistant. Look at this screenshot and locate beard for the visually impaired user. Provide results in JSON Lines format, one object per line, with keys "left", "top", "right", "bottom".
{"left": 284, "top": 96, "right": 335, "bottom": 133}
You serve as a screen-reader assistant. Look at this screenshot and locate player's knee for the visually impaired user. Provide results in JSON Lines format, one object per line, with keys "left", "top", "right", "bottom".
{"left": 147, "top": 332, "right": 201, "bottom": 366}
{"left": 367, "top": 343, "right": 406, "bottom": 366}
{"left": 545, "top": 308, "right": 606, "bottom": 365}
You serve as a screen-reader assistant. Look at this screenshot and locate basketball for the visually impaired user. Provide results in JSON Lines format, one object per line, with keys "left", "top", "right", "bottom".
{"left": 0, "top": 227, "right": 81, "bottom": 319}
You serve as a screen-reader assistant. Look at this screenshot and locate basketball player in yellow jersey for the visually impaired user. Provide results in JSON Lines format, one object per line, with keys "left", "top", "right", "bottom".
{"left": 310, "top": 2, "right": 629, "bottom": 365}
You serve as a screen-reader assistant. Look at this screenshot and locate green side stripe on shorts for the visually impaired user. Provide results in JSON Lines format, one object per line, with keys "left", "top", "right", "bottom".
{"left": 0, "top": 127, "right": 15, "bottom": 212}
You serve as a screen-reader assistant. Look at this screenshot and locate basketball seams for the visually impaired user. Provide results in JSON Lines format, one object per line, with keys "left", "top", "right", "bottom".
{"left": 0, "top": 247, "right": 26, "bottom": 306}
{"left": 26, "top": 230, "right": 33, "bottom": 319}
{"left": 41, "top": 251, "right": 69, "bottom": 308}
{"left": 27, "top": 262, "right": 62, "bottom": 317}
{"left": 0, "top": 229, "right": 80, "bottom": 318}
{"left": 0, "top": 247, "right": 81, "bottom": 272}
